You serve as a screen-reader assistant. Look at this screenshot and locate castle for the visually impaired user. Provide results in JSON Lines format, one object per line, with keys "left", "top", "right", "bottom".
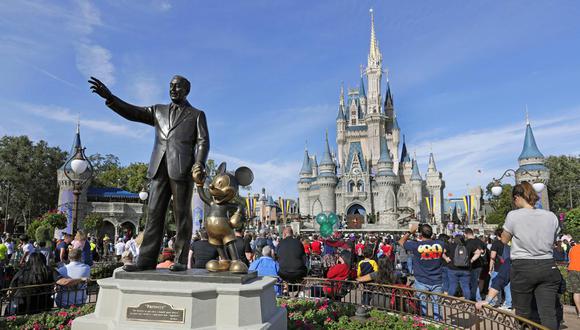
{"left": 297, "top": 10, "right": 445, "bottom": 229}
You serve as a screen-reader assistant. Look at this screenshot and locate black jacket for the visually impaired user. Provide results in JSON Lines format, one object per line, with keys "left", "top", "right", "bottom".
{"left": 105, "top": 96, "right": 210, "bottom": 180}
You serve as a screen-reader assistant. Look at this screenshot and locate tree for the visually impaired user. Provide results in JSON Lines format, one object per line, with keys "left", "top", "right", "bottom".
{"left": 0, "top": 136, "right": 67, "bottom": 228}
{"left": 545, "top": 155, "right": 580, "bottom": 213}
{"left": 563, "top": 208, "right": 580, "bottom": 241}
{"left": 89, "top": 153, "right": 148, "bottom": 193}
{"left": 484, "top": 182, "right": 513, "bottom": 226}
{"left": 83, "top": 213, "right": 104, "bottom": 237}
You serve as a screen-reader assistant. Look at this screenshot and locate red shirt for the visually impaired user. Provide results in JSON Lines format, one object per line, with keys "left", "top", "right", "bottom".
{"left": 303, "top": 242, "right": 311, "bottom": 255}
{"left": 311, "top": 240, "right": 322, "bottom": 255}
{"left": 323, "top": 263, "right": 350, "bottom": 295}
{"left": 355, "top": 243, "right": 365, "bottom": 256}
{"left": 381, "top": 244, "right": 393, "bottom": 257}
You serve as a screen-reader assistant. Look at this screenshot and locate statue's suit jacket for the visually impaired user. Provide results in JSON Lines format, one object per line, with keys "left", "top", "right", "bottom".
{"left": 105, "top": 96, "right": 210, "bottom": 180}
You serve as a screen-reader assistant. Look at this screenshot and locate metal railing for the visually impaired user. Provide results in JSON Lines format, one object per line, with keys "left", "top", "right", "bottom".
{"left": 0, "top": 280, "right": 99, "bottom": 316}
{"left": 279, "top": 277, "right": 547, "bottom": 330}
{"left": 0, "top": 275, "right": 547, "bottom": 329}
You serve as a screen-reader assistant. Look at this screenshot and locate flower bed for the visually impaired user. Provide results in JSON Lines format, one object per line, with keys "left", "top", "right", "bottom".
{"left": 0, "top": 304, "right": 95, "bottom": 330}
{"left": 278, "top": 298, "right": 442, "bottom": 330}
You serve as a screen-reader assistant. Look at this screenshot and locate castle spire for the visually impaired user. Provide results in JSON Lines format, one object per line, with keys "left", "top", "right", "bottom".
{"left": 320, "top": 130, "right": 334, "bottom": 166}
{"left": 368, "top": 8, "right": 381, "bottom": 62}
{"left": 384, "top": 79, "right": 393, "bottom": 109}
{"left": 359, "top": 66, "right": 366, "bottom": 98}
{"left": 73, "top": 120, "right": 82, "bottom": 150}
{"left": 299, "top": 149, "right": 312, "bottom": 175}
{"left": 337, "top": 84, "right": 346, "bottom": 121}
{"left": 518, "top": 115, "right": 544, "bottom": 160}
{"left": 411, "top": 159, "right": 422, "bottom": 181}
{"left": 400, "top": 135, "right": 410, "bottom": 163}
{"left": 428, "top": 152, "right": 437, "bottom": 172}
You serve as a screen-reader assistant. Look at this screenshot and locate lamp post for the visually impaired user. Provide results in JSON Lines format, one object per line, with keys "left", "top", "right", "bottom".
{"left": 138, "top": 186, "right": 149, "bottom": 233}
{"left": 490, "top": 168, "right": 545, "bottom": 197}
{"left": 63, "top": 138, "right": 93, "bottom": 235}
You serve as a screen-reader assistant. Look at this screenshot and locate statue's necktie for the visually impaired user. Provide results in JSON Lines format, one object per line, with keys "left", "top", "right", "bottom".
{"left": 169, "top": 104, "right": 177, "bottom": 128}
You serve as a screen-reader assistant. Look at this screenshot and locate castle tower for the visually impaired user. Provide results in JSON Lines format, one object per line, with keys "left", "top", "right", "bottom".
{"left": 298, "top": 149, "right": 313, "bottom": 216}
{"left": 426, "top": 152, "right": 445, "bottom": 224}
{"left": 57, "top": 123, "right": 93, "bottom": 235}
{"left": 336, "top": 84, "right": 347, "bottom": 165}
{"left": 411, "top": 159, "right": 423, "bottom": 220}
{"left": 399, "top": 137, "right": 413, "bottom": 184}
{"left": 515, "top": 115, "right": 550, "bottom": 209}
{"left": 375, "top": 136, "right": 399, "bottom": 223}
{"left": 359, "top": 73, "right": 367, "bottom": 115}
{"left": 366, "top": 8, "right": 382, "bottom": 115}
{"left": 318, "top": 132, "right": 338, "bottom": 213}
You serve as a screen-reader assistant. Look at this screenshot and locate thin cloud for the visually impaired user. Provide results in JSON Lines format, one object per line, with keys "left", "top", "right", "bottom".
{"left": 414, "top": 111, "right": 580, "bottom": 195}
{"left": 16, "top": 102, "right": 146, "bottom": 138}
{"left": 75, "top": 43, "right": 115, "bottom": 85}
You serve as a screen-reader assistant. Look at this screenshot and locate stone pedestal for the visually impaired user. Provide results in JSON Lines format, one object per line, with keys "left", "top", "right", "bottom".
{"left": 73, "top": 269, "right": 286, "bottom": 330}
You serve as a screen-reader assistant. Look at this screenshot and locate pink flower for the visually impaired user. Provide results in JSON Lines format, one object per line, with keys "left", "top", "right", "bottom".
{"left": 58, "top": 311, "right": 68, "bottom": 317}
{"left": 68, "top": 319, "right": 74, "bottom": 326}
{"left": 280, "top": 303, "right": 287, "bottom": 308}
{"left": 325, "top": 317, "right": 332, "bottom": 323}
{"left": 59, "top": 325, "right": 65, "bottom": 330}
{"left": 6, "top": 316, "right": 16, "bottom": 321}
{"left": 33, "top": 323, "right": 41, "bottom": 330}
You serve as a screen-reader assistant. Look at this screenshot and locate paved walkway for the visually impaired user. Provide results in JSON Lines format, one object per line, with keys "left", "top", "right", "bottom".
{"left": 562, "top": 305, "right": 579, "bottom": 329}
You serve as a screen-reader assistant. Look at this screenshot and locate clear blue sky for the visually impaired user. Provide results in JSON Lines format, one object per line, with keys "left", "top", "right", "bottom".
{"left": 1, "top": 0, "right": 579, "bottom": 198}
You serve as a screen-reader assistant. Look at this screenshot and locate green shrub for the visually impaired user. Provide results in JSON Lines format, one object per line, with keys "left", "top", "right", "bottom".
{"left": 277, "top": 298, "right": 441, "bottom": 330}
{"left": 0, "top": 304, "right": 95, "bottom": 330}
{"left": 35, "top": 224, "right": 53, "bottom": 247}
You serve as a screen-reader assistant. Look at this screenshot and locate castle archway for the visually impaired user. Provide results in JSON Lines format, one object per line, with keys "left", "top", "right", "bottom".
{"left": 346, "top": 203, "right": 366, "bottom": 228}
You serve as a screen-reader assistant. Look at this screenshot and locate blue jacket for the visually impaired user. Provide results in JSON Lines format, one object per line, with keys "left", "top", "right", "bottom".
{"left": 249, "top": 256, "right": 279, "bottom": 277}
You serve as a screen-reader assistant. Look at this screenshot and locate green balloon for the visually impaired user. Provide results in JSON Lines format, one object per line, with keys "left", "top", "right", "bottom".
{"left": 320, "top": 225, "right": 333, "bottom": 238}
{"left": 316, "top": 213, "right": 328, "bottom": 225}
{"left": 327, "top": 212, "right": 339, "bottom": 225}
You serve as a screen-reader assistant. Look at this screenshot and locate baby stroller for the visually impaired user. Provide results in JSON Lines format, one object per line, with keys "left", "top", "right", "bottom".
{"left": 308, "top": 254, "right": 324, "bottom": 277}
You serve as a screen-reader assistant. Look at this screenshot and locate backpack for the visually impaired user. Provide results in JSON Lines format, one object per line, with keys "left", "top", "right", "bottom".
{"left": 453, "top": 241, "right": 470, "bottom": 268}
{"left": 499, "top": 244, "right": 510, "bottom": 264}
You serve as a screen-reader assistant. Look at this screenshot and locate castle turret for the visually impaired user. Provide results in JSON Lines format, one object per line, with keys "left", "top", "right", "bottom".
{"left": 359, "top": 73, "right": 367, "bottom": 115}
{"left": 426, "top": 153, "right": 445, "bottom": 224}
{"left": 399, "top": 136, "right": 413, "bottom": 183}
{"left": 375, "top": 136, "right": 399, "bottom": 222}
{"left": 411, "top": 159, "right": 423, "bottom": 220}
{"left": 298, "top": 149, "right": 313, "bottom": 216}
{"left": 318, "top": 132, "right": 338, "bottom": 213}
{"left": 57, "top": 123, "right": 93, "bottom": 235}
{"left": 336, "top": 84, "right": 347, "bottom": 165}
{"left": 366, "top": 8, "right": 382, "bottom": 114}
{"left": 515, "top": 115, "right": 550, "bottom": 209}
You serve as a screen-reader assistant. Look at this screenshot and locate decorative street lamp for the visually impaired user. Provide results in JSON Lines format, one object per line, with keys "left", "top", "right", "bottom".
{"left": 63, "top": 124, "right": 94, "bottom": 235}
{"left": 138, "top": 186, "right": 149, "bottom": 233}
{"left": 491, "top": 168, "right": 544, "bottom": 197}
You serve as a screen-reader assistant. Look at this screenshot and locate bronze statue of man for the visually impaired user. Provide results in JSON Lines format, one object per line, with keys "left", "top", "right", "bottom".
{"left": 89, "top": 75, "right": 209, "bottom": 272}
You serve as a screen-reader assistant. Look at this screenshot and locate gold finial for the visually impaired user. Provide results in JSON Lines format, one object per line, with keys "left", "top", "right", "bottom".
{"left": 369, "top": 8, "right": 380, "bottom": 60}
{"left": 339, "top": 82, "right": 345, "bottom": 106}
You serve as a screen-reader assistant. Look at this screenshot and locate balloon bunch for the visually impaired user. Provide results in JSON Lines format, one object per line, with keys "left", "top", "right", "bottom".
{"left": 316, "top": 212, "right": 338, "bottom": 238}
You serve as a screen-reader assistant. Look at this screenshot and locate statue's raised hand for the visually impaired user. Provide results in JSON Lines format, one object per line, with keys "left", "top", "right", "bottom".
{"left": 88, "top": 76, "right": 113, "bottom": 100}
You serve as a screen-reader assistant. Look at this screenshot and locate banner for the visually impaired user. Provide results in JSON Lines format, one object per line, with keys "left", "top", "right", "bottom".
{"left": 462, "top": 195, "right": 472, "bottom": 224}
{"left": 56, "top": 190, "right": 74, "bottom": 238}
{"left": 192, "top": 190, "right": 204, "bottom": 234}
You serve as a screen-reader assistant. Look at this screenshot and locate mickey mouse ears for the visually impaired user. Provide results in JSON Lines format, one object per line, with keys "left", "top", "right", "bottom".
{"left": 235, "top": 166, "right": 254, "bottom": 187}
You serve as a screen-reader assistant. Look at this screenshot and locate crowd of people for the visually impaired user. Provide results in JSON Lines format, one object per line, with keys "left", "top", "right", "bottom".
{"left": 0, "top": 181, "right": 578, "bottom": 329}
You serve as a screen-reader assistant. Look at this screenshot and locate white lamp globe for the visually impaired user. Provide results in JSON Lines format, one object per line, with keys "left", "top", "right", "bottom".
{"left": 70, "top": 159, "right": 88, "bottom": 175}
{"left": 532, "top": 182, "right": 545, "bottom": 193}
{"left": 491, "top": 185, "right": 503, "bottom": 197}
{"left": 139, "top": 191, "right": 149, "bottom": 201}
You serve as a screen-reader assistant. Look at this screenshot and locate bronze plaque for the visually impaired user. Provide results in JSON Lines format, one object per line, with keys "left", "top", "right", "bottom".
{"left": 126, "top": 302, "right": 185, "bottom": 323}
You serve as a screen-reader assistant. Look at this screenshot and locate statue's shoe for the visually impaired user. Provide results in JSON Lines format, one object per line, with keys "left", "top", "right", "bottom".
{"left": 122, "top": 264, "right": 156, "bottom": 272}
{"left": 206, "top": 259, "right": 230, "bottom": 272}
{"left": 169, "top": 263, "right": 187, "bottom": 272}
{"left": 229, "top": 260, "right": 248, "bottom": 274}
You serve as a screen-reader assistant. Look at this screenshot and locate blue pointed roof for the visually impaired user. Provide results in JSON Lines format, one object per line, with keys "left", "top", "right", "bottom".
{"left": 384, "top": 81, "right": 393, "bottom": 108}
{"left": 411, "top": 159, "right": 422, "bottom": 181}
{"left": 320, "top": 132, "right": 334, "bottom": 166}
{"left": 400, "top": 137, "right": 411, "bottom": 163}
{"left": 359, "top": 76, "right": 366, "bottom": 98}
{"left": 299, "top": 149, "right": 312, "bottom": 175}
{"left": 60, "top": 123, "right": 84, "bottom": 171}
{"left": 518, "top": 123, "right": 544, "bottom": 160}
{"left": 378, "top": 136, "right": 392, "bottom": 163}
{"left": 336, "top": 105, "right": 346, "bottom": 121}
{"left": 345, "top": 142, "right": 367, "bottom": 173}
{"left": 392, "top": 115, "right": 400, "bottom": 130}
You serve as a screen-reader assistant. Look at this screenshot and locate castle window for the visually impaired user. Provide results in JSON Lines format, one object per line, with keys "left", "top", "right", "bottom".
{"left": 348, "top": 181, "right": 355, "bottom": 192}
{"left": 357, "top": 180, "right": 365, "bottom": 192}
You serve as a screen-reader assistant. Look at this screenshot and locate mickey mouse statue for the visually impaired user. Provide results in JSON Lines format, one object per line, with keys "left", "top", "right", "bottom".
{"left": 194, "top": 162, "right": 253, "bottom": 273}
